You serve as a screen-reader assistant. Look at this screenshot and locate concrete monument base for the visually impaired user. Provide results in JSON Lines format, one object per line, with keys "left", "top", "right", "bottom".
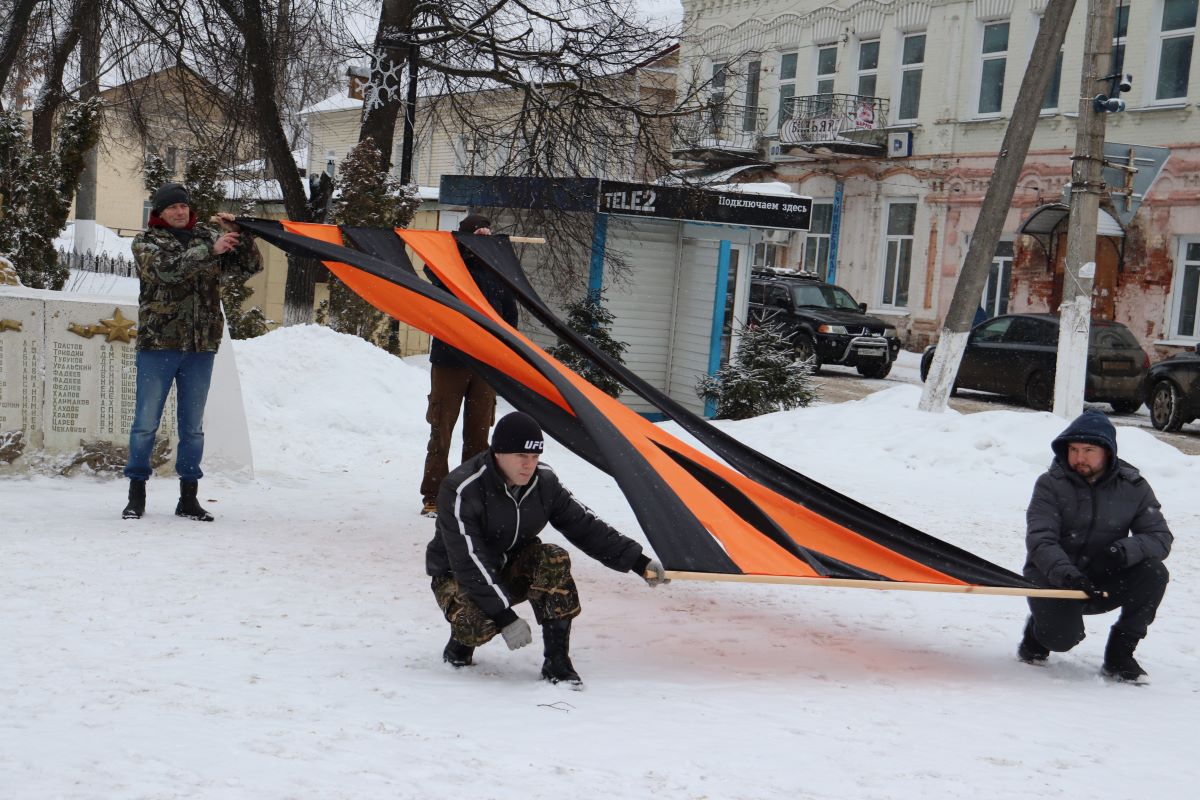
{"left": 0, "top": 286, "right": 253, "bottom": 478}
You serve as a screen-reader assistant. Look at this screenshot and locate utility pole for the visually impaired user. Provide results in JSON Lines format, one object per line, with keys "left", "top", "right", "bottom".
{"left": 918, "top": 0, "right": 1077, "bottom": 412}
{"left": 1054, "top": 0, "right": 1119, "bottom": 418}
{"left": 399, "top": 45, "right": 419, "bottom": 185}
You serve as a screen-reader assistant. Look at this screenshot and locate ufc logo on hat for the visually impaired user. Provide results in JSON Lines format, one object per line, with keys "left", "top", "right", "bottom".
{"left": 526, "top": 440, "right": 544, "bottom": 451}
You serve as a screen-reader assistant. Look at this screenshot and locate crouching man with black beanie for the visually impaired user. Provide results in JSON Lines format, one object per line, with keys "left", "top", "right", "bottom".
{"left": 425, "top": 411, "right": 668, "bottom": 686}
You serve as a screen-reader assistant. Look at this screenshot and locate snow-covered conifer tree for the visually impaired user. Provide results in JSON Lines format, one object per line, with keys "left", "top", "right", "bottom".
{"left": 319, "top": 137, "right": 419, "bottom": 349}
{"left": 547, "top": 291, "right": 629, "bottom": 398}
{"left": 0, "top": 98, "right": 102, "bottom": 289}
{"left": 696, "top": 315, "right": 817, "bottom": 420}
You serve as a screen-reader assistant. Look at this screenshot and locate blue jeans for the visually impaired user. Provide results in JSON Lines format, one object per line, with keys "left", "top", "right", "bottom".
{"left": 124, "top": 350, "right": 216, "bottom": 481}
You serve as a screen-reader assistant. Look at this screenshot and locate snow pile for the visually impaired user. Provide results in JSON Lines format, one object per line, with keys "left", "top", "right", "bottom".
{"left": 1, "top": 325, "right": 1196, "bottom": 798}
{"left": 709, "top": 179, "right": 804, "bottom": 197}
{"left": 54, "top": 221, "right": 135, "bottom": 260}
{"left": 234, "top": 325, "right": 431, "bottom": 475}
{"left": 61, "top": 269, "right": 139, "bottom": 298}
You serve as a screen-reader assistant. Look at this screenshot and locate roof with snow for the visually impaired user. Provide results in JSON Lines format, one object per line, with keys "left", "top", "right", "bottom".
{"left": 302, "top": 94, "right": 364, "bottom": 116}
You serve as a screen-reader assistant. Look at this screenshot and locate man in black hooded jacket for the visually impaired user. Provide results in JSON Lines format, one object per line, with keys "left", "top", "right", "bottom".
{"left": 1019, "top": 410, "right": 1172, "bottom": 682}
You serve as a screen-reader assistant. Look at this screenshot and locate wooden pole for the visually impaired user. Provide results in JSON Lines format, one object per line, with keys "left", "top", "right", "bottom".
{"left": 664, "top": 571, "right": 1089, "bottom": 599}
{"left": 508, "top": 236, "right": 546, "bottom": 244}
{"left": 917, "top": 0, "right": 1078, "bottom": 413}
{"left": 1054, "top": 0, "right": 1118, "bottom": 419}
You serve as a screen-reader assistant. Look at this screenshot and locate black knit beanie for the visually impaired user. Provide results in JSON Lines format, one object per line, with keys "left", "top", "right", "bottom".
{"left": 459, "top": 214, "right": 491, "bottom": 233}
{"left": 152, "top": 182, "right": 191, "bottom": 214}
{"left": 491, "top": 412, "right": 544, "bottom": 454}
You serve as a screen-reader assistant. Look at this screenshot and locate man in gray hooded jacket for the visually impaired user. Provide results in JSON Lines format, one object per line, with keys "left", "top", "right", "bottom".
{"left": 1019, "top": 410, "right": 1172, "bottom": 682}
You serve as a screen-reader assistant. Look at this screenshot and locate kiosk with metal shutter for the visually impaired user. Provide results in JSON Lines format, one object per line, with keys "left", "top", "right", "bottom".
{"left": 439, "top": 175, "right": 812, "bottom": 416}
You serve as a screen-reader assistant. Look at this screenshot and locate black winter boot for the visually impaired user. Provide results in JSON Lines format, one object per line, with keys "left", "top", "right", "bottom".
{"left": 175, "top": 479, "right": 214, "bottom": 522}
{"left": 442, "top": 637, "right": 475, "bottom": 668}
{"left": 122, "top": 479, "right": 146, "bottom": 520}
{"left": 1017, "top": 616, "right": 1050, "bottom": 664}
{"left": 1102, "top": 628, "right": 1148, "bottom": 683}
{"left": 540, "top": 618, "right": 582, "bottom": 686}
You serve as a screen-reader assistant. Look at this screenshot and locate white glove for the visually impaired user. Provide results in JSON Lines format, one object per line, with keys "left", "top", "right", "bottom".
{"left": 643, "top": 559, "right": 670, "bottom": 588}
{"left": 500, "top": 618, "right": 533, "bottom": 650}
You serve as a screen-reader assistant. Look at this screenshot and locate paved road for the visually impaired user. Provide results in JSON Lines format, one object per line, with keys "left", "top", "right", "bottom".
{"left": 814, "top": 363, "right": 1200, "bottom": 456}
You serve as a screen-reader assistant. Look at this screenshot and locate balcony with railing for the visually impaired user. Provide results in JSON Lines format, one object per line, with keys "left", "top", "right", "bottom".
{"left": 673, "top": 103, "right": 767, "bottom": 162}
{"left": 776, "top": 94, "right": 890, "bottom": 155}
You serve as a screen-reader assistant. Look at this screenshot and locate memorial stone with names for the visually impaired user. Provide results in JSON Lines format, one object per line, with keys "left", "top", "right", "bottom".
{"left": 1, "top": 285, "right": 252, "bottom": 476}
{"left": 0, "top": 293, "right": 45, "bottom": 447}
{"left": 42, "top": 299, "right": 177, "bottom": 453}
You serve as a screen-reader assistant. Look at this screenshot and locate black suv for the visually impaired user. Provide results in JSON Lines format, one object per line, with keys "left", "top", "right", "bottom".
{"left": 748, "top": 268, "right": 901, "bottom": 378}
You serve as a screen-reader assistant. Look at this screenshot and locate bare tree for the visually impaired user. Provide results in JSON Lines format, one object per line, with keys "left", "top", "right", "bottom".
{"left": 359, "top": 1, "right": 685, "bottom": 178}
{"left": 30, "top": 0, "right": 98, "bottom": 151}
{"left": 0, "top": 0, "right": 44, "bottom": 108}
{"left": 350, "top": 1, "right": 689, "bottom": 296}
{"left": 109, "top": 0, "right": 353, "bottom": 323}
{"left": 108, "top": 0, "right": 688, "bottom": 322}
{"left": 0, "top": 0, "right": 104, "bottom": 288}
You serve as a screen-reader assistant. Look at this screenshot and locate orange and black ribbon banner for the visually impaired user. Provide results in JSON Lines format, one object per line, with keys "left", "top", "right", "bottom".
{"left": 239, "top": 218, "right": 1038, "bottom": 591}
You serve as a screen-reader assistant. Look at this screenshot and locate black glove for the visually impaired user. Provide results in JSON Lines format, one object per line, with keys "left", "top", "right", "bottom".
{"left": 1059, "top": 569, "right": 1104, "bottom": 600}
{"left": 1087, "top": 544, "right": 1126, "bottom": 580}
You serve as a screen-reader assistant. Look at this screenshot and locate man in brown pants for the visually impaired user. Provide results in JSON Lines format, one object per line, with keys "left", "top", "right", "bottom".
{"left": 419, "top": 214, "right": 518, "bottom": 516}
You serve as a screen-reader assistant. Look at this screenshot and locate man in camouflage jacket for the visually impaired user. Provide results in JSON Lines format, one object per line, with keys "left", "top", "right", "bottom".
{"left": 121, "top": 182, "right": 261, "bottom": 522}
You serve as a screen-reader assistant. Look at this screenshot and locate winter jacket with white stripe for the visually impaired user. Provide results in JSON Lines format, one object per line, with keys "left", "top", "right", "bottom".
{"left": 425, "top": 450, "right": 650, "bottom": 627}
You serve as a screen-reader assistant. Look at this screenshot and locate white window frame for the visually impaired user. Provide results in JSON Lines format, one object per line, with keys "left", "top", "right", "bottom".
{"left": 709, "top": 60, "right": 729, "bottom": 133}
{"left": 710, "top": 60, "right": 728, "bottom": 106}
{"left": 752, "top": 241, "right": 781, "bottom": 268}
{"left": 741, "top": 59, "right": 762, "bottom": 131}
{"left": 721, "top": 246, "right": 753, "bottom": 365}
{"left": 453, "top": 133, "right": 475, "bottom": 174}
{"left": 1152, "top": 0, "right": 1197, "bottom": 102}
{"left": 983, "top": 239, "right": 1014, "bottom": 318}
{"left": 803, "top": 201, "right": 835, "bottom": 279}
{"left": 1168, "top": 237, "right": 1200, "bottom": 340}
{"left": 777, "top": 51, "right": 798, "bottom": 126}
{"left": 880, "top": 200, "right": 918, "bottom": 309}
{"left": 491, "top": 139, "right": 513, "bottom": 175}
{"left": 977, "top": 20, "right": 1011, "bottom": 117}
{"left": 815, "top": 45, "right": 837, "bottom": 95}
{"left": 1035, "top": 15, "right": 1065, "bottom": 112}
{"left": 856, "top": 38, "right": 880, "bottom": 98}
{"left": 896, "top": 32, "right": 926, "bottom": 122}
{"left": 1112, "top": 0, "right": 1130, "bottom": 81}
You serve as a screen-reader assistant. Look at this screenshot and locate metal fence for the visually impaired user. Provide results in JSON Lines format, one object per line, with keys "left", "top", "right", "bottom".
{"left": 675, "top": 103, "right": 766, "bottom": 153}
{"left": 779, "top": 94, "right": 889, "bottom": 145}
{"left": 57, "top": 248, "right": 137, "bottom": 278}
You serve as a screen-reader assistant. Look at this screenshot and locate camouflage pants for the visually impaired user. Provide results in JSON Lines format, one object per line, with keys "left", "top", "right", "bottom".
{"left": 431, "top": 540, "right": 581, "bottom": 647}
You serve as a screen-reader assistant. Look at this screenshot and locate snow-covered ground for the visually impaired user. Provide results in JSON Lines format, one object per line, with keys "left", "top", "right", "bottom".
{"left": 2, "top": 325, "right": 1195, "bottom": 798}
